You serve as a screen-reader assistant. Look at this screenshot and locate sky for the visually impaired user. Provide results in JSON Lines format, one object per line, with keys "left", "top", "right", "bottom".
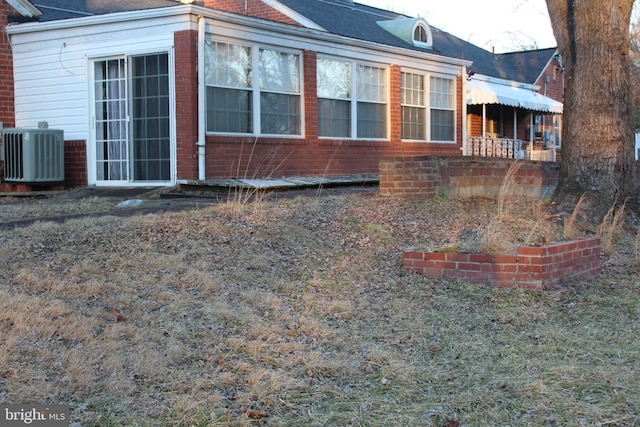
{"left": 357, "top": 0, "right": 557, "bottom": 53}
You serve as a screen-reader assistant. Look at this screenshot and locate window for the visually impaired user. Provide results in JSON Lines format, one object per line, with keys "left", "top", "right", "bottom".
{"left": 357, "top": 65, "right": 387, "bottom": 138}
{"left": 205, "top": 41, "right": 301, "bottom": 135}
{"left": 412, "top": 21, "right": 432, "bottom": 48}
{"left": 317, "top": 58, "right": 387, "bottom": 139}
{"left": 430, "top": 76, "right": 455, "bottom": 141}
{"left": 400, "top": 72, "right": 456, "bottom": 142}
{"left": 401, "top": 72, "right": 426, "bottom": 140}
{"left": 414, "top": 25, "right": 428, "bottom": 43}
{"left": 259, "top": 49, "right": 301, "bottom": 135}
{"left": 317, "top": 58, "right": 351, "bottom": 137}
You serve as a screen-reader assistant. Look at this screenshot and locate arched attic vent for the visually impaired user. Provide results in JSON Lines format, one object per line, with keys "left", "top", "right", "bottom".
{"left": 377, "top": 17, "right": 433, "bottom": 49}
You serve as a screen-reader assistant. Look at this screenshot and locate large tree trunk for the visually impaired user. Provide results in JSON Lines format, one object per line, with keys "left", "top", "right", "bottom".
{"left": 546, "top": 0, "right": 638, "bottom": 219}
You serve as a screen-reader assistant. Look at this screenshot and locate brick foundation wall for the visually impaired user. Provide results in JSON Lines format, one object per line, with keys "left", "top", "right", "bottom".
{"left": 403, "top": 237, "right": 601, "bottom": 290}
{"left": 64, "top": 140, "right": 87, "bottom": 187}
{"left": 205, "top": 138, "right": 463, "bottom": 178}
{"left": 379, "top": 156, "right": 561, "bottom": 199}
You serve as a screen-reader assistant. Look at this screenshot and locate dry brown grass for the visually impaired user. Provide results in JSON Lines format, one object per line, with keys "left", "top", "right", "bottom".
{"left": 0, "top": 191, "right": 638, "bottom": 426}
{"left": 598, "top": 199, "right": 628, "bottom": 254}
{"left": 478, "top": 162, "right": 560, "bottom": 254}
{"left": 636, "top": 228, "right": 640, "bottom": 266}
{"left": 564, "top": 193, "right": 586, "bottom": 240}
{"left": 497, "top": 160, "right": 523, "bottom": 221}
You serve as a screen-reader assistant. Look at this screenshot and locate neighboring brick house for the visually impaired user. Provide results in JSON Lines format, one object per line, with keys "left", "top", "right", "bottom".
{"left": 0, "top": 0, "right": 563, "bottom": 188}
{"left": 465, "top": 47, "right": 564, "bottom": 161}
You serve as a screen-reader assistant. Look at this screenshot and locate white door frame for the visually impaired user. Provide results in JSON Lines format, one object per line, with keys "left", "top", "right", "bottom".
{"left": 87, "top": 49, "right": 176, "bottom": 187}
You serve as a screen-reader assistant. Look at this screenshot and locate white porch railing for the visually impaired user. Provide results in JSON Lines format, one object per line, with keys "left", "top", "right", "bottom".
{"left": 465, "top": 136, "right": 556, "bottom": 161}
{"left": 525, "top": 148, "right": 556, "bottom": 161}
{"left": 465, "top": 136, "right": 522, "bottom": 158}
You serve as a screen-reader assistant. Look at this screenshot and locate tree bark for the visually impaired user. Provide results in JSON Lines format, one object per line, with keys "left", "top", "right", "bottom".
{"left": 546, "top": 0, "right": 638, "bottom": 219}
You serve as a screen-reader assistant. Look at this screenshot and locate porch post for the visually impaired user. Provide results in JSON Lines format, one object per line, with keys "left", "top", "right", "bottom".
{"left": 529, "top": 114, "right": 534, "bottom": 158}
{"left": 482, "top": 104, "right": 486, "bottom": 138}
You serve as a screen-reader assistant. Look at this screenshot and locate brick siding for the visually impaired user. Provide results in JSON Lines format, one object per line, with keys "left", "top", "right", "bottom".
{"left": 0, "top": 1, "right": 15, "bottom": 128}
{"left": 174, "top": 30, "right": 199, "bottom": 181}
{"left": 64, "top": 140, "right": 87, "bottom": 187}
{"left": 203, "top": 0, "right": 301, "bottom": 25}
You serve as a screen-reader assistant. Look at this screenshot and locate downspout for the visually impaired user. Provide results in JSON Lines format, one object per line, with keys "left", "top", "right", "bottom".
{"left": 197, "top": 15, "right": 206, "bottom": 181}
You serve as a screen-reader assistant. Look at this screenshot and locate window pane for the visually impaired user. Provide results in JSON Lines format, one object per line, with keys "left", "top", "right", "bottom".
{"left": 430, "top": 76, "right": 454, "bottom": 109}
{"left": 259, "top": 49, "right": 300, "bottom": 93}
{"left": 414, "top": 25, "right": 427, "bottom": 43}
{"left": 402, "top": 106, "right": 425, "bottom": 140}
{"left": 205, "top": 41, "right": 252, "bottom": 88}
{"left": 260, "top": 93, "right": 300, "bottom": 135}
{"left": 356, "top": 65, "right": 386, "bottom": 102}
{"left": 431, "top": 109, "right": 454, "bottom": 141}
{"left": 318, "top": 98, "right": 351, "bottom": 137}
{"left": 207, "top": 87, "right": 252, "bottom": 133}
{"left": 317, "top": 58, "right": 350, "bottom": 99}
{"left": 357, "top": 102, "right": 386, "bottom": 139}
{"left": 401, "top": 72, "right": 425, "bottom": 106}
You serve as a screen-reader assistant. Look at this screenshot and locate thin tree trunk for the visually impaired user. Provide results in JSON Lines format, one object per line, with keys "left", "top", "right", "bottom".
{"left": 546, "top": 0, "right": 638, "bottom": 218}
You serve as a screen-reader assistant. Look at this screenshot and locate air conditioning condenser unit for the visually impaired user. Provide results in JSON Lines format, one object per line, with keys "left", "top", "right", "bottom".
{"left": 1, "top": 128, "right": 64, "bottom": 183}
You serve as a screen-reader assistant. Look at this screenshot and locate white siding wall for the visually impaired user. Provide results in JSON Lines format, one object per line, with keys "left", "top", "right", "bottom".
{"left": 11, "top": 14, "right": 195, "bottom": 140}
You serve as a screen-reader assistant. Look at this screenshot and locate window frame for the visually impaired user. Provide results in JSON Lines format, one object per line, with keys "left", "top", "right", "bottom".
{"left": 317, "top": 56, "right": 389, "bottom": 140}
{"left": 205, "top": 38, "right": 304, "bottom": 137}
{"left": 412, "top": 20, "right": 433, "bottom": 49}
{"left": 429, "top": 74, "right": 456, "bottom": 143}
{"left": 400, "top": 70, "right": 427, "bottom": 141}
{"left": 400, "top": 69, "right": 457, "bottom": 143}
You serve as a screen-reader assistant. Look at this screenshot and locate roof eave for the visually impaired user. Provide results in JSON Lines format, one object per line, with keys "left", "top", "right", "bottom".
{"left": 471, "top": 73, "right": 539, "bottom": 91}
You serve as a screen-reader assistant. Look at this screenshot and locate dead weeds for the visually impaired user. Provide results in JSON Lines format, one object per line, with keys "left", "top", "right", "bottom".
{"left": 0, "top": 192, "right": 638, "bottom": 426}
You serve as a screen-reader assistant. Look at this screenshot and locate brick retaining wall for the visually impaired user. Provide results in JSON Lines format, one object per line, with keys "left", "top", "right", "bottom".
{"left": 380, "top": 156, "right": 560, "bottom": 199}
{"left": 403, "top": 237, "right": 601, "bottom": 290}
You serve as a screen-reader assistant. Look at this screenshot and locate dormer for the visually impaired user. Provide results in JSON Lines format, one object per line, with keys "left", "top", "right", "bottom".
{"left": 377, "top": 17, "right": 433, "bottom": 49}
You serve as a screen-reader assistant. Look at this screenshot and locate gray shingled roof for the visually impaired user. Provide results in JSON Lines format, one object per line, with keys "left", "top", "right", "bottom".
{"left": 31, "top": 0, "right": 180, "bottom": 21}
{"left": 496, "top": 47, "right": 558, "bottom": 84}
{"left": 28, "top": 0, "right": 556, "bottom": 84}
{"left": 277, "top": 0, "right": 555, "bottom": 83}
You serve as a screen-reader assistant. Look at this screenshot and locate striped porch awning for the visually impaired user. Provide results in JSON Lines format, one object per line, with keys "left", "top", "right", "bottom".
{"left": 467, "top": 79, "right": 563, "bottom": 114}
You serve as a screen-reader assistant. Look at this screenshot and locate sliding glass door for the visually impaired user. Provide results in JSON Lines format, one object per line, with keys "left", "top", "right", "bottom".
{"left": 93, "top": 53, "right": 172, "bottom": 185}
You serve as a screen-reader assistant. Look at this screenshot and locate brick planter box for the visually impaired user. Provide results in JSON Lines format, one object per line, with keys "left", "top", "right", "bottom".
{"left": 403, "top": 237, "right": 601, "bottom": 290}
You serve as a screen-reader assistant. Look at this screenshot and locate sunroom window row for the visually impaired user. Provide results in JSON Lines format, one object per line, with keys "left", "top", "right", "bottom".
{"left": 204, "top": 40, "right": 455, "bottom": 142}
